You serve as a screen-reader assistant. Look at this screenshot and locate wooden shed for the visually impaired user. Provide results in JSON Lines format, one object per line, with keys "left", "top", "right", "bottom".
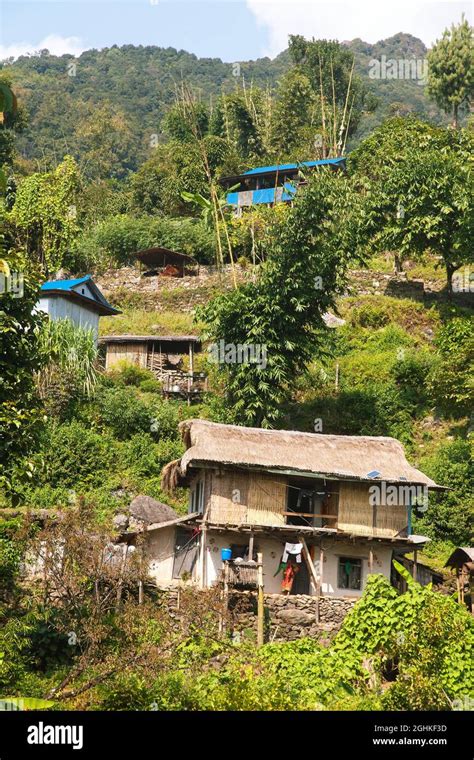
{"left": 135, "top": 247, "right": 198, "bottom": 277}
{"left": 99, "top": 334, "right": 206, "bottom": 400}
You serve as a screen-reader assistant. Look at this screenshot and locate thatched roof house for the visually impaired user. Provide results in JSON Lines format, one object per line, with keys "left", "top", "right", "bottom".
{"left": 153, "top": 421, "right": 446, "bottom": 599}
{"left": 165, "top": 419, "right": 444, "bottom": 489}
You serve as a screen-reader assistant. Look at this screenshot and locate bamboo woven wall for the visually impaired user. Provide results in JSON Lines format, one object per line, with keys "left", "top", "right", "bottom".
{"left": 338, "top": 482, "right": 408, "bottom": 537}
{"left": 208, "top": 470, "right": 286, "bottom": 526}
{"left": 209, "top": 470, "right": 248, "bottom": 524}
{"left": 105, "top": 343, "right": 148, "bottom": 370}
{"left": 338, "top": 482, "right": 373, "bottom": 535}
{"left": 247, "top": 472, "right": 286, "bottom": 525}
{"left": 374, "top": 503, "right": 407, "bottom": 537}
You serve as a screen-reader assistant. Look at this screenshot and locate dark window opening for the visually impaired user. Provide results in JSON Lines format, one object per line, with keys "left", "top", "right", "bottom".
{"left": 338, "top": 556, "right": 362, "bottom": 590}
{"left": 189, "top": 479, "right": 204, "bottom": 514}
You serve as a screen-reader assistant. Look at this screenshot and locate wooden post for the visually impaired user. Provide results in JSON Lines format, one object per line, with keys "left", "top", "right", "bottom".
{"left": 298, "top": 535, "right": 320, "bottom": 623}
{"left": 413, "top": 549, "right": 418, "bottom": 582}
{"left": 221, "top": 561, "right": 229, "bottom": 637}
{"left": 116, "top": 544, "right": 128, "bottom": 611}
{"left": 257, "top": 552, "right": 264, "bottom": 647}
{"left": 456, "top": 571, "right": 462, "bottom": 604}
{"left": 199, "top": 526, "right": 207, "bottom": 590}
{"left": 189, "top": 342, "right": 194, "bottom": 375}
{"left": 248, "top": 533, "right": 254, "bottom": 561}
{"left": 369, "top": 547, "right": 374, "bottom": 574}
{"left": 138, "top": 579, "right": 143, "bottom": 605}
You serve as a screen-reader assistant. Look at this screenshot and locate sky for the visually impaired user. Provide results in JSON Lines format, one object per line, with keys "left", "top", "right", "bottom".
{"left": 1, "top": 0, "right": 472, "bottom": 62}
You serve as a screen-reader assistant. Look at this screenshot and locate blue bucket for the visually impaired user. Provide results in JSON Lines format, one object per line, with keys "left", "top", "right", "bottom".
{"left": 221, "top": 548, "right": 232, "bottom": 562}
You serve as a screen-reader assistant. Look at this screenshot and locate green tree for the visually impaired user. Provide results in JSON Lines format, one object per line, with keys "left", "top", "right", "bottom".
{"left": 270, "top": 69, "right": 318, "bottom": 160}
{"left": 364, "top": 141, "right": 473, "bottom": 293}
{"left": 0, "top": 76, "right": 27, "bottom": 170}
{"left": 428, "top": 316, "right": 474, "bottom": 415}
{"left": 209, "top": 88, "right": 270, "bottom": 163}
{"left": 415, "top": 438, "right": 473, "bottom": 545}
{"left": 427, "top": 16, "right": 474, "bottom": 128}
{"left": 199, "top": 170, "right": 366, "bottom": 426}
{"left": 350, "top": 119, "right": 474, "bottom": 285}
{"left": 288, "top": 36, "right": 367, "bottom": 153}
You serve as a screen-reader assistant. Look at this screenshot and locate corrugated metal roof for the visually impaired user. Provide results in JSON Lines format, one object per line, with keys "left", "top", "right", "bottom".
{"left": 40, "top": 276, "right": 120, "bottom": 316}
{"left": 40, "top": 276, "right": 91, "bottom": 292}
{"left": 242, "top": 157, "right": 346, "bottom": 176}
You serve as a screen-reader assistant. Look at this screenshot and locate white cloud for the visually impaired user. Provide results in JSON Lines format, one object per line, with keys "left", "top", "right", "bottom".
{"left": 0, "top": 34, "right": 85, "bottom": 61}
{"left": 246, "top": 0, "right": 473, "bottom": 57}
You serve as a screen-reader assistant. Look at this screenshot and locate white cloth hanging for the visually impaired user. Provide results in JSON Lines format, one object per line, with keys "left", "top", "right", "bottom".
{"left": 283, "top": 542, "right": 303, "bottom": 563}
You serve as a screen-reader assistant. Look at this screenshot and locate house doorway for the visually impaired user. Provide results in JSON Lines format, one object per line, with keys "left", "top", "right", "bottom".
{"left": 172, "top": 527, "right": 198, "bottom": 579}
{"left": 290, "top": 559, "right": 310, "bottom": 595}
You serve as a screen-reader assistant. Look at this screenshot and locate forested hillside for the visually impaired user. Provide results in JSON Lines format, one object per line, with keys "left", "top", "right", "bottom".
{"left": 2, "top": 32, "right": 447, "bottom": 176}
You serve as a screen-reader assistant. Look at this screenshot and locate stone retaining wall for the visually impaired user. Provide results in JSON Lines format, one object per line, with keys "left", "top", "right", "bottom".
{"left": 160, "top": 587, "right": 356, "bottom": 643}
{"left": 228, "top": 591, "right": 356, "bottom": 642}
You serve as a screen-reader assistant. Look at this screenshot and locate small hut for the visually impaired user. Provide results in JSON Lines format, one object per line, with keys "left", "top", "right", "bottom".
{"left": 99, "top": 334, "right": 206, "bottom": 401}
{"left": 38, "top": 276, "right": 119, "bottom": 343}
{"left": 445, "top": 547, "right": 474, "bottom": 613}
{"left": 135, "top": 247, "right": 198, "bottom": 277}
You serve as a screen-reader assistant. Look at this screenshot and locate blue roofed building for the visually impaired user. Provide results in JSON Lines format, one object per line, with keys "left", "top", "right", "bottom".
{"left": 220, "top": 157, "right": 346, "bottom": 212}
{"left": 38, "top": 276, "right": 119, "bottom": 342}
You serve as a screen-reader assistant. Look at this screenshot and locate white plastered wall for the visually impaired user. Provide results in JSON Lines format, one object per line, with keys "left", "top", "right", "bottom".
{"left": 143, "top": 526, "right": 395, "bottom": 598}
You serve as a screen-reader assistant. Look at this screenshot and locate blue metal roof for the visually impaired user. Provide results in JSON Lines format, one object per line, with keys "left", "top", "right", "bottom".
{"left": 40, "top": 276, "right": 119, "bottom": 315}
{"left": 243, "top": 157, "right": 345, "bottom": 176}
{"left": 40, "top": 276, "right": 91, "bottom": 292}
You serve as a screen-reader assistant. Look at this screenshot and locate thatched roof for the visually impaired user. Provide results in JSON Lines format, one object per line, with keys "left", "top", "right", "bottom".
{"left": 129, "top": 495, "right": 178, "bottom": 525}
{"left": 171, "top": 420, "right": 444, "bottom": 488}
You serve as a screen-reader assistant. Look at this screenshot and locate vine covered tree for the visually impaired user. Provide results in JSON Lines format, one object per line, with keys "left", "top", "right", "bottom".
{"left": 9, "top": 155, "right": 80, "bottom": 275}
{"left": 0, "top": 219, "right": 45, "bottom": 492}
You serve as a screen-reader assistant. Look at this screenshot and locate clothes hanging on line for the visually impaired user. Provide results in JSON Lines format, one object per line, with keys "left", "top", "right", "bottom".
{"left": 281, "top": 562, "right": 300, "bottom": 593}
{"left": 296, "top": 489, "right": 314, "bottom": 509}
{"left": 282, "top": 542, "right": 303, "bottom": 563}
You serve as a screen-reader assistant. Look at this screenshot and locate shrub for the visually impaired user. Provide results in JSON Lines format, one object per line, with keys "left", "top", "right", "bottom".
{"left": 38, "top": 421, "right": 118, "bottom": 489}
{"left": 139, "top": 378, "right": 162, "bottom": 394}
{"left": 98, "top": 387, "right": 153, "bottom": 440}
{"left": 428, "top": 316, "right": 474, "bottom": 416}
{"left": 334, "top": 571, "right": 474, "bottom": 706}
{"left": 121, "top": 434, "right": 183, "bottom": 479}
{"left": 149, "top": 400, "right": 180, "bottom": 440}
{"left": 107, "top": 361, "right": 155, "bottom": 388}
{"left": 415, "top": 437, "right": 474, "bottom": 544}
